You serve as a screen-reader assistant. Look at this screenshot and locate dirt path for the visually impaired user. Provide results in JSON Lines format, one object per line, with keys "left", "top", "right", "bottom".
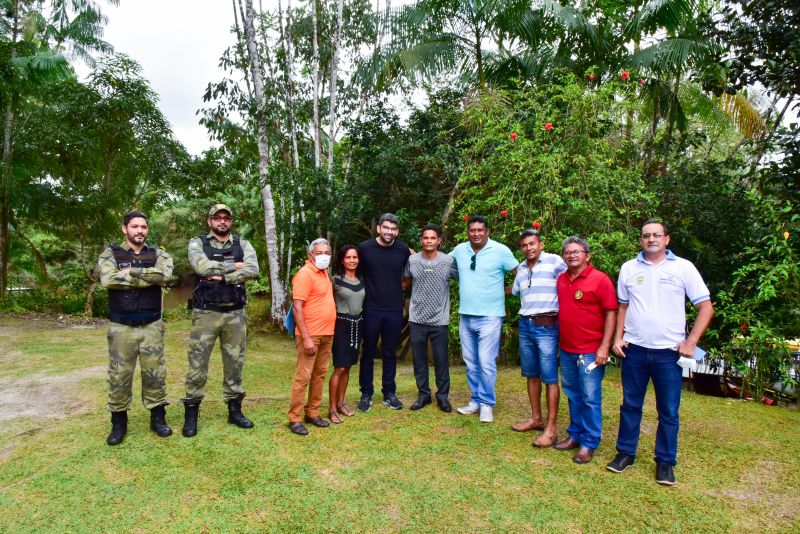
{"left": 0, "top": 365, "right": 105, "bottom": 422}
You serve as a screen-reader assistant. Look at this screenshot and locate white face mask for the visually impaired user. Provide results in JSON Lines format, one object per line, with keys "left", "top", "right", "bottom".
{"left": 314, "top": 254, "right": 331, "bottom": 270}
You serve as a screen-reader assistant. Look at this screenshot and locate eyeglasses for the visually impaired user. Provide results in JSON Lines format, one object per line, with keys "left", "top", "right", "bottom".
{"left": 211, "top": 216, "right": 232, "bottom": 222}
{"left": 641, "top": 233, "right": 664, "bottom": 239}
{"left": 470, "top": 255, "right": 477, "bottom": 270}
{"left": 563, "top": 250, "right": 586, "bottom": 257}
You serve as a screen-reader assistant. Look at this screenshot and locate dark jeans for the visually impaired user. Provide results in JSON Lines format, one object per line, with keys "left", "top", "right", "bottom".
{"left": 359, "top": 307, "right": 403, "bottom": 397}
{"left": 615, "top": 343, "right": 683, "bottom": 466}
{"left": 408, "top": 322, "right": 450, "bottom": 401}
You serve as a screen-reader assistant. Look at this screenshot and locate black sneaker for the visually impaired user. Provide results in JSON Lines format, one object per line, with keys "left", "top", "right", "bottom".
{"left": 655, "top": 463, "right": 676, "bottom": 486}
{"left": 357, "top": 395, "right": 372, "bottom": 412}
{"left": 410, "top": 396, "right": 432, "bottom": 410}
{"left": 606, "top": 452, "right": 635, "bottom": 473}
{"left": 437, "top": 399, "right": 453, "bottom": 413}
{"left": 383, "top": 393, "right": 404, "bottom": 410}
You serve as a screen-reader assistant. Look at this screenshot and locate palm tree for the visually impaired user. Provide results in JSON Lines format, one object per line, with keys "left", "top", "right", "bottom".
{"left": 1, "top": 0, "right": 113, "bottom": 296}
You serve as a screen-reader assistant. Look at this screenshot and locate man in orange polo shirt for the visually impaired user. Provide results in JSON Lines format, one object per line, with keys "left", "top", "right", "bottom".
{"left": 288, "top": 238, "right": 337, "bottom": 435}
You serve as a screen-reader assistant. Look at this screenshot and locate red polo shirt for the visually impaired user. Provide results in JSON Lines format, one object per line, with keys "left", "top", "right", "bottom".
{"left": 557, "top": 263, "right": 618, "bottom": 353}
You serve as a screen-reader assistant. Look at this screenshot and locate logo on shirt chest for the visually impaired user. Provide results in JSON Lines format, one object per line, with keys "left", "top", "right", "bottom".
{"left": 574, "top": 289, "right": 583, "bottom": 300}
{"left": 659, "top": 273, "right": 683, "bottom": 289}
{"left": 634, "top": 274, "right": 646, "bottom": 286}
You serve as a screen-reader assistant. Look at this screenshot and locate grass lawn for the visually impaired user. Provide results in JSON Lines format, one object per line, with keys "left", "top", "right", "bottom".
{"left": 1, "top": 315, "right": 799, "bottom": 533}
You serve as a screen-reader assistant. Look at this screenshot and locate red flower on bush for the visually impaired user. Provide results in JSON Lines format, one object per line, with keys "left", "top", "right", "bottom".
{"left": 545, "top": 122, "right": 553, "bottom": 132}
{"left": 640, "top": 79, "right": 646, "bottom": 87}
{"left": 740, "top": 323, "right": 748, "bottom": 331}
{"left": 462, "top": 215, "right": 469, "bottom": 221}
{"left": 588, "top": 73, "right": 595, "bottom": 81}
{"left": 501, "top": 210, "right": 508, "bottom": 218}
{"left": 621, "top": 71, "right": 630, "bottom": 80}
{"left": 510, "top": 132, "right": 518, "bottom": 142}
{"left": 532, "top": 221, "right": 541, "bottom": 229}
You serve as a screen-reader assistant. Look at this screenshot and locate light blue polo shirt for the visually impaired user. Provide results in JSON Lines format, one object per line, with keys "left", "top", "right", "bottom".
{"left": 450, "top": 239, "right": 518, "bottom": 317}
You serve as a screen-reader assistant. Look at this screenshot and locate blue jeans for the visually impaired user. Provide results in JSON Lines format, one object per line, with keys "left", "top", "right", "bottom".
{"left": 560, "top": 350, "right": 605, "bottom": 450}
{"left": 359, "top": 308, "right": 403, "bottom": 397}
{"left": 459, "top": 315, "right": 503, "bottom": 406}
{"left": 518, "top": 318, "right": 559, "bottom": 383}
{"left": 615, "top": 343, "right": 683, "bottom": 466}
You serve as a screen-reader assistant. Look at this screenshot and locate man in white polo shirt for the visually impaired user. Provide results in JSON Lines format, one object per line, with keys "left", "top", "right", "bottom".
{"left": 607, "top": 219, "right": 714, "bottom": 486}
{"left": 508, "top": 228, "right": 566, "bottom": 447}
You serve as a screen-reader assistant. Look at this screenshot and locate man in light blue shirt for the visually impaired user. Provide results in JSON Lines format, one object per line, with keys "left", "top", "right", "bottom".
{"left": 450, "top": 216, "right": 518, "bottom": 422}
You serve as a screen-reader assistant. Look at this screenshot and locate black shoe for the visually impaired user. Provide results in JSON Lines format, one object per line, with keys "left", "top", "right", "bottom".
{"left": 606, "top": 452, "right": 635, "bottom": 473}
{"left": 289, "top": 422, "right": 309, "bottom": 436}
{"left": 357, "top": 395, "right": 372, "bottom": 412}
{"left": 227, "top": 394, "right": 254, "bottom": 429}
{"left": 437, "top": 399, "right": 453, "bottom": 413}
{"left": 410, "top": 396, "right": 432, "bottom": 411}
{"left": 304, "top": 415, "right": 330, "bottom": 428}
{"left": 656, "top": 463, "right": 676, "bottom": 486}
{"left": 182, "top": 399, "right": 201, "bottom": 438}
{"left": 106, "top": 411, "right": 128, "bottom": 446}
{"left": 149, "top": 405, "right": 172, "bottom": 437}
{"left": 383, "top": 393, "right": 403, "bottom": 410}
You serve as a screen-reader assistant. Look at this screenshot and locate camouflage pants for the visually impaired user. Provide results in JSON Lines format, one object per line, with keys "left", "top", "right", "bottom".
{"left": 107, "top": 319, "right": 168, "bottom": 412}
{"left": 184, "top": 308, "right": 247, "bottom": 402}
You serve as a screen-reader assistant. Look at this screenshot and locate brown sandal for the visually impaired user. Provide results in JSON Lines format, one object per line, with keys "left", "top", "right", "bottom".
{"left": 338, "top": 404, "right": 355, "bottom": 417}
{"left": 329, "top": 411, "right": 343, "bottom": 424}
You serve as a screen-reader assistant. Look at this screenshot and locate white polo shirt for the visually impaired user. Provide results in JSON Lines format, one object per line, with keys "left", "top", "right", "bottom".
{"left": 617, "top": 250, "right": 710, "bottom": 350}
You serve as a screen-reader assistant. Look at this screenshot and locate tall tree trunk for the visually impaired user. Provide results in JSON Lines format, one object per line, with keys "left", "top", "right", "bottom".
{"left": 279, "top": 0, "right": 301, "bottom": 171}
{"left": 311, "top": 0, "right": 322, "bottom": 168}
{"left": 343, "top": 0, "right": 382, "bottom": 184}
{"left": 0, "top": 0, "right": 20, "bottom": 297}
{"left": 240, "top": 0, "right": 287, "bottom": 322}
{"left": 327, "top": 0, "right": 345, "bottom": 179}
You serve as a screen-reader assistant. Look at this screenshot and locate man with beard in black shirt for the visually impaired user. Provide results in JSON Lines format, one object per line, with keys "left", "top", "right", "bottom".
{"left": 357, "top": 213, "right": 411, "bottom": 411}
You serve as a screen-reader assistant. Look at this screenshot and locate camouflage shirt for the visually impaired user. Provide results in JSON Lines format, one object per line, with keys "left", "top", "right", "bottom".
{"left": 97, "top": 243, "right": 174, "bottom": 289}
{"left": 187, "top": 233, "right": 259, "bottom": 285}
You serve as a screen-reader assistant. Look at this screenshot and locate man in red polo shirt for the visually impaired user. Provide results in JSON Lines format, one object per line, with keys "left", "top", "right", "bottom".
{"left": 288, "top": 238, "right": 337, "bottom": 436}
{"left": 553, "top": 236, "right": 617, "bottom": 464}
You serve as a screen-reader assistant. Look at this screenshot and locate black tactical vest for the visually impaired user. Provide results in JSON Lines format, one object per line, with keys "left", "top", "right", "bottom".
{"left": 190, "top": 235, "right": 247, "bottom": 312}
{"left": 107, "top": 245, "right": 162, "bottom": 326}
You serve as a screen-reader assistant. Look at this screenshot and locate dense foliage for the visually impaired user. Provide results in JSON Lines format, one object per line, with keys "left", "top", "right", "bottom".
{"left": 1, "top": 0, "right": 798, "bottom": 397}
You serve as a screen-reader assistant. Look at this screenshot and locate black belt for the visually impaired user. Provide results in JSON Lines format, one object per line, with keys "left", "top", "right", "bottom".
{"left": 109, "top": 312, "right": 161, "bottom": 327}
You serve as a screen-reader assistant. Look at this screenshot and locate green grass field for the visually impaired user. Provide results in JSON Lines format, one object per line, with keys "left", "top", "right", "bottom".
{"left": 1, "top": 315, "right": 799, "bottom": 533}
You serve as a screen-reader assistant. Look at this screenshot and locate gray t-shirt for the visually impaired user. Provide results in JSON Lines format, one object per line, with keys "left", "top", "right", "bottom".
{"left": 404, "top": 252, "right": 458, "bottom": 326}
{"left": 333, "top": 275, "right": 365, "bottom": 316}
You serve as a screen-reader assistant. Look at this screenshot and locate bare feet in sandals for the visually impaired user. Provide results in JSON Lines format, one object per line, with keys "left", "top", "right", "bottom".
{"left": 329, "top": 411, "right": 343, "bottom": 424}
{"left": 338, "top": 404, "right": 355, "bottom": 417}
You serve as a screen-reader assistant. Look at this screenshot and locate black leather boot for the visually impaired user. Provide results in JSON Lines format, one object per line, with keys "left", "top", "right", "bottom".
{"left": 149, "top": 405, "right": 172, "bottom": 437}
{"left": 227, "top": 394, "right": 254, "bottom": 429}
{"left": 107, "top": 411, "right": 128, "bottom": 446}
{"left": 182, "top": 399, "right": 201, "bottom": 438}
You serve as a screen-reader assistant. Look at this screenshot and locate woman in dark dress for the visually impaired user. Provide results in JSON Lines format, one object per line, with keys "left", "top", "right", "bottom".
{"left": 328, "top": 245, "right": 365, "bottom": 423}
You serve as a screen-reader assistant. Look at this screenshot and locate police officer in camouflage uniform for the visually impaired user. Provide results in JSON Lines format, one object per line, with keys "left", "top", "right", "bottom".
{"left": 98, "top": 210, "right": 174, "bottom": 446}
{"left": 181, "top": 204, "right": 259, "bottom": 437}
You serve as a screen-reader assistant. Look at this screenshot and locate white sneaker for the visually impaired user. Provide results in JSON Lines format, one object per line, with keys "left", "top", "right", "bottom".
{"left": 456, "top": 401, "right": 480, "bottom": 415}
{"left": 479, "top": 404, "right": 494, "bottom": 423}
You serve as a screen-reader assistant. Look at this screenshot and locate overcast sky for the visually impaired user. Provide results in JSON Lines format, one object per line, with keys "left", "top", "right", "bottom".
{"left": 98, "top": 0, "right": 238, "bottom": 155}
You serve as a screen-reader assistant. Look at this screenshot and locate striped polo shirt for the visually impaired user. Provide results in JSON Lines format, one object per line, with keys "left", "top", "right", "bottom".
{"left": 511, "top": 251, "right": 567, "bottom": 316}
